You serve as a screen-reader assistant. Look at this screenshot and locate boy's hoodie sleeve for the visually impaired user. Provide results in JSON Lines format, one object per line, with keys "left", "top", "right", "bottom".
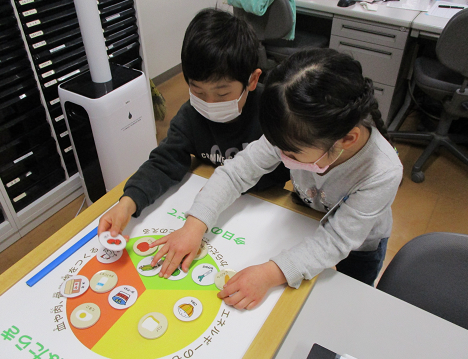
{"left": 186, "top": 135, "right": 281, "bottom": 230}
{"left": 123, "top": 107, "right": 195, "bottom": 217}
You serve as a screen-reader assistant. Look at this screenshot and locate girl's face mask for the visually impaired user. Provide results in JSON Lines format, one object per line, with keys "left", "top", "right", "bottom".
{"left": 280, "top": 148, "right": 344, "bottom": 173}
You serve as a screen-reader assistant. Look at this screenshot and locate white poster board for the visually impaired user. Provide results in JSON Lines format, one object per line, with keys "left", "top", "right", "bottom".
{"left": 0, "top": 174, "right": 319, "bottom": 359}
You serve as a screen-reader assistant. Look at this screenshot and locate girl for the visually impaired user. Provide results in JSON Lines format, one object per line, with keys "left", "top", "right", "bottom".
{"left": 150, "top": 48, "right": 403, "bottom": 310}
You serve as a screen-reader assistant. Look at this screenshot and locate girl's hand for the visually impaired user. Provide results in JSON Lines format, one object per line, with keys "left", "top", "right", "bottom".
{"left": 149, "top": 216, "right": 207, "bottom": 278}
{"left": 98, "top": 196, "right": 136, "bottom": 237}
{"left": 217, "top": 261, "right": 287, "bottom": 310}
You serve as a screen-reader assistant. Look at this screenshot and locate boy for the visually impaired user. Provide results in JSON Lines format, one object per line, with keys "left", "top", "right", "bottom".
{"left": 98, "top": 8, "right": 289, "bottom": 236}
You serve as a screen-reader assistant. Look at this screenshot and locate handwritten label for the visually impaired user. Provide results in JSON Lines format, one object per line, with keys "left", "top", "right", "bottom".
{"left": 39, "top": 60, "right": 52, "bottom": 69}
{"left": 29, "top": 30, "right": 43, "bottom": 38}
{"left": 22, "top": 9, "right": 37, "bottom": 17}
{"left": 44, "top": 79, "right": 57, "bottom": 88}
{"left": 41, "top": 70, "right": 55, "bottom": 78}
{"left": 32, "top": 40, "right": 46, "bottom": 49}
{"left": 26, "top": 19, "right": 41, "bottom": 27}
{"left": 50, "top": 98, "right": 60, "bottom": 105}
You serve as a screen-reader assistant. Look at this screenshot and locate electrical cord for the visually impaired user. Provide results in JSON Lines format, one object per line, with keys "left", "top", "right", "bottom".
{"left": 407, "top": 79, "right": 441, "bottom": 121}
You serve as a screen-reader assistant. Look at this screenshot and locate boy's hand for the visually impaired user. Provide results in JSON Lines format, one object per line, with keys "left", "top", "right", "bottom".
{"left": 149, "top": 216, "right": 207, "bottom": 278}
{"left": 98, "top": 196, "right": 136, "bottom": 237}
{"left": 217, "top": 261, "right": 286, "bottom": 310}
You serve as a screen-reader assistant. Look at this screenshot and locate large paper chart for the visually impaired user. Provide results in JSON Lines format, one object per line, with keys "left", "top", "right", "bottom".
{"left": 0, "top": 174, "right": 319, "bottom": 359}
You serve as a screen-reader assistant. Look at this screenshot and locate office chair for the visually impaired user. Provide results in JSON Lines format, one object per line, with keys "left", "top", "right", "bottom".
{"left": 387, "top": 8, "right": 468, "bottom": 183}
{"left": 377, "top": 232, "right": 468, "bottom": 330}
{"left": 232, "top": 0, "right": 328, "bottom": 72}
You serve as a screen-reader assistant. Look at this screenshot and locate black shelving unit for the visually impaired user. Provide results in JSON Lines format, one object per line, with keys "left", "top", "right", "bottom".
{"left": 13, "top": 0, "right": 143, "bottom": 178}
{"left": 0, "top": 0, "right": 145, "bottom": 250}
{"left": 0, "top": 2, "right": 65, "bottom": 213}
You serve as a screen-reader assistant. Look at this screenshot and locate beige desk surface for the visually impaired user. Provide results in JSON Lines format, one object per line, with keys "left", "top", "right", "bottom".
{"left": 0, "top": 158, "right": 323, "bottom": 359}
{"left": 296, "top": 0, "right": 421, "bottom": 28}
{"left": 412, "top": 11, "right": 449, "bottom": 34}
{"left": 297, "top": 0, "right": 454, "bottom": 38}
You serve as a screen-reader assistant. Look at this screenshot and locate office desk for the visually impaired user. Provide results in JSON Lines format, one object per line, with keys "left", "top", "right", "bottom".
{"left": 296, "top": 0, "right": 420, "bottom": 27}
{"left": 412, "top": 11, "right": 449, "bottom": 37}
{"left": 297, "top": 0, "right": 421, "bottom": 124}
{"left": 295, "top": 0, "right": 451, "bottom": 124}
{"left": 276, "top": 269, "right": 468, "bottom": 359}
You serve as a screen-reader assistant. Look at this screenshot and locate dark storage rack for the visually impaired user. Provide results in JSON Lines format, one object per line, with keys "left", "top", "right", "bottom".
{"left": 13, "top": 0, "right": 143, "bottom": 176}
{"left": 0, "top": 2, "right": 65, "bottom": 213}
{"left": 0, "top": 0, "right": 145, "bottom": 251}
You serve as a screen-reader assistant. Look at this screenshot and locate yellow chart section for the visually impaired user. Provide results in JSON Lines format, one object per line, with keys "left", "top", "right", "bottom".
{"left": 92, "top": 289, "right": 222, "bottom": 359}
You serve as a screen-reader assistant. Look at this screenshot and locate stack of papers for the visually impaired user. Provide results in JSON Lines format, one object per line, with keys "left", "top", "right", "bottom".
{"left": 386, "top": 0, "right": 433, "bottom": 11}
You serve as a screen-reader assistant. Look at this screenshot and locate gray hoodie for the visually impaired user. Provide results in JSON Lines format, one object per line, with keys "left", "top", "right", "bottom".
{"left": 186, "top": 127, "right": 403, "bottom": 288}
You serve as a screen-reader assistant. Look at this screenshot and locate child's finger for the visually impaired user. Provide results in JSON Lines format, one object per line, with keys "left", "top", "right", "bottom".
{"left": 97, "top": 218, "right": 111, "bottom": 236}
{"left": 149, "top": 236, "right": 168, "bottom": 248}
{"left": 158, "top": 250, "right": 173, "bottom": 277}
{"left": 233, "top": 297, "right": 252, "bottom": 310}
{"left": 217, "top": 281, "right": 239, "bottom": 299}
{"left": 150, "top": 245, "right": 168, "bottom": 267}
{"left": 160, "top": 252, "right": 183, "bottom": 279}
{"left": 109, "top": 220, "right": 122, "bottom": 237}
{"left": 246, "top": 300, "right": 258, "bottom": 310}
{"left": 222, "top": 290, "right": 244, "bottom": 307}
{"left": 181, "top": 250, "right": 197, "bottom": 273}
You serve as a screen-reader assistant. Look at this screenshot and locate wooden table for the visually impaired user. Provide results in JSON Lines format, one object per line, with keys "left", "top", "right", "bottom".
{"left": 0, "top": 158, "right": 323, "bottom": 358}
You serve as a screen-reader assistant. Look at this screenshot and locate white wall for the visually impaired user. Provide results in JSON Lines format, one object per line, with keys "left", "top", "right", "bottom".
{"left": 135, "top": 0, "right": 232, "bottom": 79}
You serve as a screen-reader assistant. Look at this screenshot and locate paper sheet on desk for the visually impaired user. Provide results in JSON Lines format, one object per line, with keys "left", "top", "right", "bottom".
{"left": 427, "top": 1, "right": 467, "bottom": 17}
{"left": 386, "top": 0, "right": 432, "bottom": 11}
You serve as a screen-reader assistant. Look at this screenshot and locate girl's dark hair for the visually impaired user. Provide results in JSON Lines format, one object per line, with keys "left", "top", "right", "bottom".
{"left": 181, "top": 8, "right": 258, "bottom": 87}
{"left": 260, "top": 48, "right": 390, "bottom": 153}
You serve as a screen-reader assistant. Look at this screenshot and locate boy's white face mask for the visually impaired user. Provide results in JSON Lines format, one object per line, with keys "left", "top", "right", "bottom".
{"left": 189, "top": 88, "right": 246, "bottom": 123}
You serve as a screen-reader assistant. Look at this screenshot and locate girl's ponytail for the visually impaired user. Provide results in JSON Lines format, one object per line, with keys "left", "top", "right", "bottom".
{"left": 361, "top": 78, "right": 392, "bottom": 144}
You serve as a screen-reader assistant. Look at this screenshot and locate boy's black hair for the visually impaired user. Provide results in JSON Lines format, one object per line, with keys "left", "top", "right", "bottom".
{"left": 260, "top": 48, "right": 390, "bottom": 153}
{"left": 181, "top": 8, "right": 259, "bottom": 87}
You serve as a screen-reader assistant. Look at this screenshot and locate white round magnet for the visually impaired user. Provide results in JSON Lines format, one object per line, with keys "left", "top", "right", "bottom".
{"left": 214, "top": 269, "right": 237, "bottom": 290}
{"left": 108, "top": 285, "right": 138, "bottom": 310}
{"left": 60, "top": 275, "right": 89, "bottom": 298}
{"left": 167, "top": 266, "right": 188, "bottom": 281}
{"left": 136, "top": 256, "right": 164, "bottom": 277}
{"left": 194, "top": 242, "right": 208, "bottom": 260}
{"left": 99, "top": 231, "right": 126, "bottom": 251}
{"left": 96, "top": 246, "right": 123, "bottom": 264}
{"left": 70, "top": 303, "right": 101, "bottom": 329}
{"left": 138, "top": 312, "right": 168, "bottom": 339}
{"left": 191, "top": 263, "right": 217, "bottom": 286}
{"left": 133, "top": 237, "right": 159, "bottom": 256}
{"left": 173, "top": 297, "right": 203, "bottom": 322}
{"left": 90, "top": 270, "right": 118, "bottom": 293}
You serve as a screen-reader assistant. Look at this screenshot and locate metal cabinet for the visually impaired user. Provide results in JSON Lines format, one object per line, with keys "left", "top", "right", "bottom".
{"left": 330, "top": 16, "right": 410, "bottom": 123}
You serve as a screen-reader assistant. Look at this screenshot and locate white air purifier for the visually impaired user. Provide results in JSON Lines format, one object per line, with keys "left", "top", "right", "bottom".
{"left": 58, "top": 0, "right": 156, "bottom": 204}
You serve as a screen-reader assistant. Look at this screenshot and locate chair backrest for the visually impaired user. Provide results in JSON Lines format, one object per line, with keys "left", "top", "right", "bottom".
{"left": 437, "top": 8, "right": 468, "bottom": 78}
{"left": 377, "top": 232, "right": 468, "bottom": 330}
{"left": 232, "top": 0, "right": 293, "bottom": 41}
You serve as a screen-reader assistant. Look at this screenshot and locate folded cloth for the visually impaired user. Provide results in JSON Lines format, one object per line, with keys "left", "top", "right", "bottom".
{"left": 228, "top": 0, "right": 296, "bottom": 40}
